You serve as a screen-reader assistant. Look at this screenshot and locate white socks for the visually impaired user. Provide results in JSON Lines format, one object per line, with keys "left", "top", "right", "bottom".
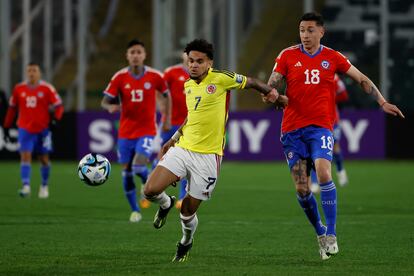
{"left": 180, "top": 213, "right": 198, "bottom": 246}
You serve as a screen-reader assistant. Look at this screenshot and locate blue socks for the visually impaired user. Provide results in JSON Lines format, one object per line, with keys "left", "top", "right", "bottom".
{"left": 320, "top": 181, "right": 337, "bottom": 236}
{"left": 333, "top": 152, "right": 344, "bottom": 172}
{"left": 20, "top": 162, "right": 31, "bottom": 186}
{"left": 122, "top": 170, "right": 139, "bottom": 212}
{"left": 297, "top": 192, "right": 326, "bottom": 236}
{"left": 132, "top": 164, "right": 148, "bottom": 184}
{"left": 41, "top": 164, "right": 50, "bottom": 186}
{"left": 179, "top": 179, "right": 188, "bottom": 200}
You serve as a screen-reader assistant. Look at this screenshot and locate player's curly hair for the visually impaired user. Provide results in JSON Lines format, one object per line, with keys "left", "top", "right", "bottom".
{"left": 300, "top": 12, "right": 324, "bottom": 26}
{"left": 185, "top": 39, "right": 214, "bottom": 60}
{"left": 127, "top": 39, "right": 145, "bottom": 50}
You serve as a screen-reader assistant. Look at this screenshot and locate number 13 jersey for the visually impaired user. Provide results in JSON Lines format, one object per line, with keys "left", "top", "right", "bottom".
{"left": 104, "top": 66, "right": 168, "bottom": 139}
{"left": 273, "top": 44, "right": 351, "bottom": 133}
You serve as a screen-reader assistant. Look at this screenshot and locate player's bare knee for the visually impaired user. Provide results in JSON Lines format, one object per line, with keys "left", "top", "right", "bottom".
{"left": 317, "top": 169, "right": 331, "bottom": 183}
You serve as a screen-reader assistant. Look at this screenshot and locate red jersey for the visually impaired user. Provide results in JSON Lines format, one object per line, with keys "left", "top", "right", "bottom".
{"left": 333, "top": 74, "right": 349, "bottom": 124}
{"left": 273, "top": 44, "right": 351, "bottom": 133}
{"left": 104, "top": 66, "right": 168, "bottom": 139}
{"left": 8, "top": 81, "right": 62, "bottom": 133}
{"left": 163, "top": 64, "right": 189, "bottom": 125}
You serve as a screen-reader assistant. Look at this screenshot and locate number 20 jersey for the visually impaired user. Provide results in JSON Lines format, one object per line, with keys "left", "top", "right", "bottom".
{"left": 104, "top": 66, "right": 168, "bottom": 139}
{"left": 273, "top": 44, "right": 351, "bottom": 133}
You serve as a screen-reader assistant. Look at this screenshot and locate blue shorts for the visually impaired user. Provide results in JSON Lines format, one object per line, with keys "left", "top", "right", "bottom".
{"left": 18, "top": 128, "right": 52, "bottom": 154}
{"left": 332, "top": 123, "right": 341, "bottom": 142}
{"left": 117, "top": 136, "right": 154, "bottom": 164}
{"left": 280, "top": 125, "right": 334, "bottom": 170}
{"left": 160, "top": 125, "right": 180, "bottom": 146}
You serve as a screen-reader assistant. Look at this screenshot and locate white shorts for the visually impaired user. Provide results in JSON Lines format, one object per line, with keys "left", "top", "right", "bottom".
{"left": 158, "top": 146, "right": 222, "bottom": 201}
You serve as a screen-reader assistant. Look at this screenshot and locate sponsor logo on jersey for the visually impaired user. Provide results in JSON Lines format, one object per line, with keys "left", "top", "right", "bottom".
{"left": 144, "top": 82, "right": 152, "bottom": 90}
{"left": 294, "top": 61, "right": 302, "bottom": 67}
{"left": 124, "top": 83, "right": 131, "bottom": 89}
{"left": 236, "top": 74, "right": 244, "bottom": 83}
{"left": 287, "top": 152, "right": 294, "bottom": 159}
{"left": 186, "top": 89, "right": 191, "bottom": 94}
{"left": 179, "top": 76, "right": 186, "bottom": 81}
{"left": 206, "top": 84, "right": 216, "bottom": 94}
{"left": 321, "top": 60, "right": 330, "bottom": 69}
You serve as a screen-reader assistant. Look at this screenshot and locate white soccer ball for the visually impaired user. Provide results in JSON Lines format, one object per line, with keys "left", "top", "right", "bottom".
{"left": 78, "top": 153, "right": 111, "bottom": 186}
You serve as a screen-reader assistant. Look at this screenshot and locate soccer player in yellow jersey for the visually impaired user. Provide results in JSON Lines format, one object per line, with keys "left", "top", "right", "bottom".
{"left": 144, "top": 39, "right": 288, "bottom": 262}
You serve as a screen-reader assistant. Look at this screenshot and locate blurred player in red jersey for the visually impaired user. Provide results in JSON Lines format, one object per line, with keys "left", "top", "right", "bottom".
{"left": 3, "top": 62, "right": 64, "bottom": 199}
{"left": 267, "top": 12, "right": 404, "bottom": 260}
{"left": 154, "top": 52, "right": 189, "bottom": 209}
{"left": 101, "top": 39, "right": 171, "bottom": 222}
{"left": 311, "top": 74, "right": 349, "bottom": 193}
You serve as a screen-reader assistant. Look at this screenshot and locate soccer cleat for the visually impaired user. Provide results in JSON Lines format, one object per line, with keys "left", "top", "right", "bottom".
{"left": 310, "top": 183, "right": 320, "bottom": 194}
{"left": 18, "top": 185, "right": 31, "bottom": 198}
{"left": 38, "top": 186, "right": 49, "bottom": 199}
{"left": 337, "top": 170, "right": 348, "bottom": 186}
{"left": 172, "top": 241, "right": 193, "bottom": 262}
{"left": 326, "top": 235, "right": 339, "bottom": 256}
{"left": 317, "top": 234, "right": 330, "bottom": 260}
{"left": 175, "top": 200, "right": 182, "bottom": 209}
{"left": 139, "top": 198, "right": 151, "bottom": 209}
{"left": 153, "top": 196, "right": 175, "bottom": 229}
{"left": 129, "top": 211, "right": 142, "bottom": 223}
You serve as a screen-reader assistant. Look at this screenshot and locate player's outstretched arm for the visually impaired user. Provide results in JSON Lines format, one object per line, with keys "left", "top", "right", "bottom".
{"left": 266, "top": 72, "right": 288, "bottom": 109}
{"left": 245, "top": 77, "right": 289, "bottom": 108}
{"left": 101, "top": 95, "right": 120, "bottom": 114}
{"left": 346, "top": 65, "right": 405, "bottom": 118}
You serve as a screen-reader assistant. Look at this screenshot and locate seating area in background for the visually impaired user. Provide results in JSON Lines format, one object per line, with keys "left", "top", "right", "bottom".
{"left": 322, "top": 0, "right": 414, "bottom": 110}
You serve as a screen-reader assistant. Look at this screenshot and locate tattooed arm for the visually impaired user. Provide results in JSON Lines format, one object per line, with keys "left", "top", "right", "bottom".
{"left": 346, "top": 65, "right": 404, "bottom": 118}
{"left": 265, "top": 71, "right": 288, "bottom": 109}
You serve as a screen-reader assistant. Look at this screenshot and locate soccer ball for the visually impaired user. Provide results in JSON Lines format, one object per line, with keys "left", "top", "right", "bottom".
{"left": 78, "top": 153, "right": 111, "bottom": 186}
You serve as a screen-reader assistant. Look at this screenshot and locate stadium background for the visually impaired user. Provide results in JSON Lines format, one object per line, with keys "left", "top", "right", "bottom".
{"left": 0, "top": 0, "right": 413, "bottom": 160}
{"left": 1, "top": 1, "right": 413, "bottom": 274}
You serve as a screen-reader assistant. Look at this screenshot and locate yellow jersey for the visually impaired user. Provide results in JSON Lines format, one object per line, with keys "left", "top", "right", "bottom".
{"left": 176, "top": 68, "right": 247, "bottom": 155}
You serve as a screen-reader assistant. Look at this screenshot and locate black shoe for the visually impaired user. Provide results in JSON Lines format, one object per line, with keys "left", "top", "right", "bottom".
{"left": 153, "top": 196, "right": 176, "bottom": 229}
{"left": 172, "top": 241, "right": 193, "bottom": 262}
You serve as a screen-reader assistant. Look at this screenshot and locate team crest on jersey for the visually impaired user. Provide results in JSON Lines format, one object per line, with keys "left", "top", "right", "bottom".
{"left": 144, "top": 82, "right": 151, "bottom": 90}
{"left": 321, "top": 60, "right": 330, "bottom": 69}
{"left": 37, "top": 92, "right": 44, "bottom": 97}
{"left": 235, "top": 74, "right": 244, "bottom": 84}
{"left": 206, "top": 84, "right": 216, "bottom": 94}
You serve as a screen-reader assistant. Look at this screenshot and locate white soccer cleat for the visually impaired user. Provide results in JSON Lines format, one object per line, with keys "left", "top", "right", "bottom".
{"left": 38, "top": 186, "right": 49, "bottom": 199}
{"left": 317, "top": 235, "right": 330, "bottom": 260}
{"left": 326, "top": 235, "right": 339, "bottom": 256}
{"left": 129, "top": 211, "right": 142, "bottom": 223}
{"left": 337, "top": 170, "right": 348, "bottom": 186}
{"left": 310, "top": 183, "right": 320, "bottom": 194}
{"left": 18, "top": 185, "right": 31, "bottom": 198}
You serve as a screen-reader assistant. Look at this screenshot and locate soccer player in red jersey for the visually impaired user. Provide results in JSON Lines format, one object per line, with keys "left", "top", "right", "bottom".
{"left": 267, "top": 12, "right": 404, "bottom": 260}
{"left": 310, "top": 74, "right": 349, "bottom": 193}
{"left": 3, "top": 62, "right": 64, "bottom": 199}
{"left": 157, "top": 52, "right": 190, "bottom": 209}
{"left": 101, "top": 39, "right": 171, "bottom": 222}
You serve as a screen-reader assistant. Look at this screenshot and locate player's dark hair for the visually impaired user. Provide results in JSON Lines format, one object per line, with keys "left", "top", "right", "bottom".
{"left": 27, "top": 62, "right": 41, "bottom": 69}
{"left": 127, "top": 39, "right": 145, "bottom": 50}
{"left": 300, "top": 12, "right": 324, "bottom": 26}
{"left": 185, "top": 39, "right": 214, "bottom": 60}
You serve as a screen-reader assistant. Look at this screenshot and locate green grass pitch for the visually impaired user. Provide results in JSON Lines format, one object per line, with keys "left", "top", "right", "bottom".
{"left": 0, "top": 160, "right": 413, "bottom": 275}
